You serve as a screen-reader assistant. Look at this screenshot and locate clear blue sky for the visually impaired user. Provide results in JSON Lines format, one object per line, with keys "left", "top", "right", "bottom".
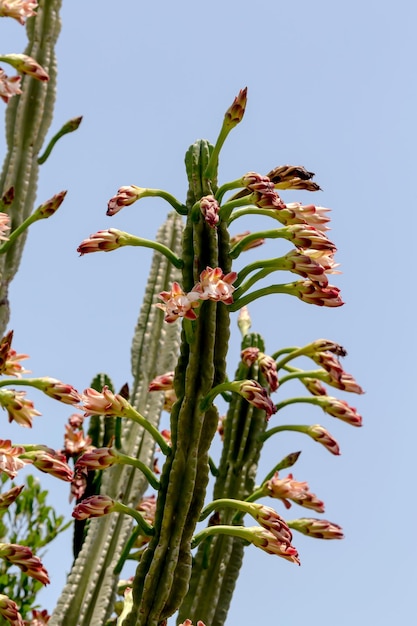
{"left": 1, "top": 1, "right": 416, "bottom": 624}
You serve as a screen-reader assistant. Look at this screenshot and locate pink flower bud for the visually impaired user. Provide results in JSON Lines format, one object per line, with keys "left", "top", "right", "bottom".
{"left": 250, "top": 504, "right": 293, "bottom": 544}
{"left": 0, "top": 593, "right": 24, "bottom": 625}
{"left": 77, "top": 229, "right": 124, "bottom": 255}
{"left": 107, "top": 185, "right": 144, "bottom": 216}
{"left": 238, "top": 380, "right": 276, "bottom": 419}
{"left": 286, "top": 224, "right": 336, "bottom": 252}
{"left": 0, "top": 484, "right": 24, "bottom": 510}
{"left": 258, "top": 352, "right": 279, "bottom": 392}
{"left": 302, "top": 377, "right": 328, "bottom": 396}
{"left": 36, "top": 191, "right": 67, "bottom": 218}
{"left": 249, "top": 526, "right": 300, "bottom": 565}
{"left": 38, "top": 377, "right": 80, "bottom": 405}
{"left": 317, "top": 396, "right": 362, "bottom": 426}
{"left": 293, "top": 280, "right": 344, "bottom": 307}
{"left": 2, "top": 53, "right": 48, "bottom": 81}
{"left": 241, "top": 172, "right": 275, "bottom": 195}
{"left": 75, "top": 447, "right": 118, "bottom": 471}
{"left": 224, "top": 87, "right": 247, "bottom": 128}
{"left": 200, "top": 195, "right": 220, "bottom": 228}
{"left": 253, "top": 189, "right": 286, "bottom": 211}
{"left": 289, "top": 517, "right": 344, "bottom": 539}
{"left": 307, "top": 424, "right": 340, "bottom": 455}
{"left": 278, "top": 202, "right": 331, "bottom": 231}
{"left": 72, "top": 494, "right": 116, "bottom": 520}
{"left": 148, "top": 371, "right": 175, "bottom": 391}
{"left": 240, "top": 347, "right": 260, "bottom": 366}
{"left": 81, "top": 385, "right": 131, "bottom": 417}
{"left": 0, "top": 543, "right": 49, "bottom": 585}
{"left": 24, "top": 449, "right": 73, "bottom": 482}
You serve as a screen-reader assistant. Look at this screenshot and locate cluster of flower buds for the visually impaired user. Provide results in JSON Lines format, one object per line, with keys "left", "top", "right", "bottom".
{"left": 0, "top": 542, "right": 49, "bottom": 584}
{"left": 249, "top": 503, "right": 300, "bottom": 564}
{"left": 241, "top": 347, "right": 279, "bottom": 391}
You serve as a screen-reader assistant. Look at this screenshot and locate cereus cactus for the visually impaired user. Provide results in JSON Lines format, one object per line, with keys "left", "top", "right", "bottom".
{"left": 66, "top": 89, "right": 363, "bottom": 626}
{"left": 0, "top": 0, "right": 82, "bottom": 335}
{"left": 49, "top": 213, "right": 183, "bottom": 626}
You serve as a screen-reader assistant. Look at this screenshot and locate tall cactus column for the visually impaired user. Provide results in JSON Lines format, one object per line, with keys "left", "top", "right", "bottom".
{"left": 0, "top": 0, "right": 62, "bottom": 334}
{"left": 123, "top": 134, "right": 234, "bottom": 624}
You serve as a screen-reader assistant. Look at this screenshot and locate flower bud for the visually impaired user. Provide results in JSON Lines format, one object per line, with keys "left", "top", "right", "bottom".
{"left": 224, "top": 87, "right": 247, "bottom": 129}
{"left": 72, "top": 494, "right": 116, "bottom": 520}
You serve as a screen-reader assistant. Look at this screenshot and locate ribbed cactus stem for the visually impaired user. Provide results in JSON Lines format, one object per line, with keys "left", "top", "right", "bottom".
{"left": 49, "top": 213, "right": 183, "bottom": 626}
{"left": 0, "top": 0, "right": 62, "bottom": 334}
{"left": 123, "top": 141, "right": 232, "bottom": 626}
{"left": 177, "top": 333, "right": 270, "bottom": 626}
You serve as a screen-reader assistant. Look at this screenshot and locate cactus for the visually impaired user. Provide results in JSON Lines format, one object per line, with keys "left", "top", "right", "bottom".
{"left": 49, "top": 212, "right": 183, "bottom": 626}
{"left": 177, "top": 331, "right": 270, "bottom": 626}
{"left": 0, "top": 59, "right": 363, "bottom": 625}
{"left": 70, "top": 89, "right": 361, "bottom": 626}
{"left": 0, "top": 0, "right": 62, "bottom": 335}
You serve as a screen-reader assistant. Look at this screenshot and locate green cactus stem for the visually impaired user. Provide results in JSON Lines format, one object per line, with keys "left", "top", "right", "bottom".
{"left": 0, "top": 0, "right": 62, "bottom": 335}
{"left": 123, "top": 139, "right": 232, "bottom": 626}
{"left": 177, "top": 332, "right": 270, "bottom": 626}
{"left": 49, "top": 212, "right": 183, "bottom": 626}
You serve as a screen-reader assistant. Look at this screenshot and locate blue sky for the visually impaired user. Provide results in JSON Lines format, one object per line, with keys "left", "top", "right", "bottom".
{"left": 1, "top": 1, "right": 416, "bottom": 624}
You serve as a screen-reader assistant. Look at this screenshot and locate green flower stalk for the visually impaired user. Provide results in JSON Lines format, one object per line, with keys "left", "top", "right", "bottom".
{"left": 37, "top": 115, "right": 82, "bottom": 164}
